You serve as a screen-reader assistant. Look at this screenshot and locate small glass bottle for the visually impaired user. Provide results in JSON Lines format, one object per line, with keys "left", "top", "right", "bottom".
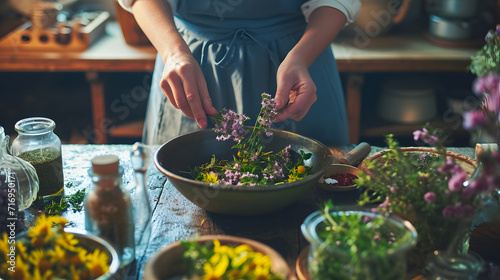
{"left": 11, "top": 117, "right": 64, "bottom": 198}
{"left": 84, "top": 155, "right": 135, "bottom": 268}
{"left": 0, "top": 126, "right": 39, "bottom": 211}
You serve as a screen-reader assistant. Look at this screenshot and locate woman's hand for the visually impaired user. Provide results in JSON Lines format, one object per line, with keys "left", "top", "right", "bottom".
{"left": 274, "top": 57, "right": 317, "bottom": 122}
{"left": 131, "top": 0, "right": 217, "bottom": 129}
{"left": 273, "top": 6, "right": 347, "bottom": 123}
{"left": 160, "top": 51, "right": 218, "bottom": 129}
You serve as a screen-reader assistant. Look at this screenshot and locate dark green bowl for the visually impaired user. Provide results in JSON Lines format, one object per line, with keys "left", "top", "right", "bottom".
{"left": 154, "top": 128, "right": 333, "bottom": 216}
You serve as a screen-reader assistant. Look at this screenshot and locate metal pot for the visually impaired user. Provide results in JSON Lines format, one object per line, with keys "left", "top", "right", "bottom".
{"left": 377, "top": 76, "right": 437, "bottom": 124}
{"left": 426, "top": 0, "right": 481, "bottom": 19}
{"left": 429, "top": 14, "right": 476, "bottom": 41}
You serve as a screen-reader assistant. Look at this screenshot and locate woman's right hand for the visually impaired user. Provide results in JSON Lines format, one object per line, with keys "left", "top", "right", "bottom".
{"left": 160, "top": 50, "right": 218, "bottom": 129}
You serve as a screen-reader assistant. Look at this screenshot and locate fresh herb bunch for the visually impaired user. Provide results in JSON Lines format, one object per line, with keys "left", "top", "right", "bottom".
{"left": 356, "top": 129, "right": 491, "bottom": 267}
{"left": 180, "top": 237, "right": 285, "bottom": 280}
{"left": 469, "top": 25, "right": 500, "bottom": 77}
{"left": 191, "top": 93, "right": 312, "bottom": 186}
{"left": 309, "top": 201, "right": 410, "bottom": 280}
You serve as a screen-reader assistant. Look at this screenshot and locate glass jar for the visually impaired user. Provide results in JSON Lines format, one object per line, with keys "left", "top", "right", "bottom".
{"left": 84, "top": 155, "right": 135, "bottom": 268}
{"left": 301, "top": 209, "right": 418, "bottom": 280}
{"left": 11, "top": 117, "right": 64, "bottom": 197}
{"left": 426, "top": 251, "right": 484, "bottom": 280}
{"left": 0, "top": 126, "right": 39, "bottom": 212}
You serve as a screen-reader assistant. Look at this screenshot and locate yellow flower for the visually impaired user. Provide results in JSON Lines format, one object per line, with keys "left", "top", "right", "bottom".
{"left": 30, "top": 268, "right": 53, "bottom": 280}
{"left": 28, "top": 249, "right": 53, "bottom": 276}
{"left": 0, "top": 232, "right": 9, "bottom": 260}
{"left": 285, "top": 174, "right": 300, "bottom": 183}
{"left": 16, "top": 241, "right": 29, "bottom": 260}
{"left": 28, "top": 215, "right": 57, "bottom": 248}
{"left": 202, "top": 172, "right": 219, "bottom": 184}
{"left": 86, "top": 248, "right": 110, "bottom": 278}
{"left": 297, "top": 165, "right": 306, "bottom": 175}
{"left": 10, "top": 257, "right": 32, "bottom": 280}
{"left": 69, "top": 249, "right": 88, "bottom": 267}
{"left": 47, "top": 245, "right": 68, "bottom": 267}
{"left": 55, "top": 231, "right": 79, "bottom": 252}
{"left": 203, "top": 253, "right": 229, "bottom": 280}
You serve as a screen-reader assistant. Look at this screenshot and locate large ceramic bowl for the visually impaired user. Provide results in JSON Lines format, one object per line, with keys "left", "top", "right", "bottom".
{"left": 154, "top": 128, "right": 333, "bottom": 215}
{"left": 143, "top": 235, "right": 293, "bottom": 280}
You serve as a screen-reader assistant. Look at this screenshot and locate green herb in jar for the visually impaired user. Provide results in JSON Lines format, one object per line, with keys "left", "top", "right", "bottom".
{"left": 17, "top": 147, "right": 64, "bottom": 197}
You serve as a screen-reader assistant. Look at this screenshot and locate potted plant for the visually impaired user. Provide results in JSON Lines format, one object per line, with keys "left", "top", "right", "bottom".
{"left": 300, "top": 201, "right": 417, "bottom": 280}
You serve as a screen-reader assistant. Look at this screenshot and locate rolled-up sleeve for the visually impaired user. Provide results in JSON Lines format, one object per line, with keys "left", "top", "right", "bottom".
{"left": 301, "top": 0, "right": 361, "bottom": 24}
{"left": 117, "top": 0, "right": 179, "bottom": 14}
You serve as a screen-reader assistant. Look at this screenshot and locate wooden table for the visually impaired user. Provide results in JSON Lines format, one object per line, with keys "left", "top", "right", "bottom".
{"left": 21, "top": 143, "right": 500, "bottom": 280}
{"left": 0, "top": 22, "right": 479, "bottom": 144}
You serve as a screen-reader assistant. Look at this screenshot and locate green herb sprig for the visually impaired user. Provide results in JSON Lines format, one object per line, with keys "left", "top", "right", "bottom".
{"left": 44, "top": 189, "right": 86, "bottom": 214}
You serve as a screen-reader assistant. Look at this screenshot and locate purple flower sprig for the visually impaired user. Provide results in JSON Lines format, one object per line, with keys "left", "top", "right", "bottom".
{"left": 212, "top": 109, "right": 249, "bottom": 143}
{"left": 194, "top": 93, "right": 310, "bottom": 186}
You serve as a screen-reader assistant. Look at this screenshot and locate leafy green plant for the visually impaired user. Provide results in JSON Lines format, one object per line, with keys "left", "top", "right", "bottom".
{"left": 307, "top": 201, "right": 414, "bottom": 280}
{"left": 356, "top": 130, "right": 488, "bottom": 268}
{"left": 469, "top": 26, "right": 500, "bottom": 77}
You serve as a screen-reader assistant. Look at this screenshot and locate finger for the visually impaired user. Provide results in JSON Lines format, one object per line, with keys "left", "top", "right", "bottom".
{"left": 275, "top": 91, "right": 317, "bottom": 122}
{"left": 181, "top": 75, "right": 209, "bottom": 128}
{"left": 170, "top": 75, "right": 195, "bottom": 119}
{"left": 274, "top": 82, "right": 291, "bottom": 111}
{"left": 160, "top": 79, "right": 178, "bottom": 109}
{"left": 197, "top": 78, "right": 218, "bottom": 117}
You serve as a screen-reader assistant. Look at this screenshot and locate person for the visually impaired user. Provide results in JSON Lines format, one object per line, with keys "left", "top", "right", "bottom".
{"left": 118, "top": 0, "right": 360, "bottom": 146}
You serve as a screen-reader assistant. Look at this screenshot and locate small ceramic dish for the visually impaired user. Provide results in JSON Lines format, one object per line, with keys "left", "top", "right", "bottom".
{"left": 317, "top": 164, "right": 360, "bottom": 192}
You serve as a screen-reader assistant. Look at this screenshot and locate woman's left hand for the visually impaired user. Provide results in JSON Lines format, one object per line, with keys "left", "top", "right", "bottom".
{"left": 273, "top": 57, "right": 317, "bottom": 122}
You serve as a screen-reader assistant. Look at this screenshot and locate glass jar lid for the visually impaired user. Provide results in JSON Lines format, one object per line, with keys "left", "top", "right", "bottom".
{"left": 15, "top": 117, "right": 56, "bottom": 135}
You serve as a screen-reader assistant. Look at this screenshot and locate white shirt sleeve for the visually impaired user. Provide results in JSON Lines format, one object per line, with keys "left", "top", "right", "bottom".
{"left": 301, "top": 0, "right": 361, "bottom": 24}
{"left": 117, "top": 0, "right": 179, "bottom": 14}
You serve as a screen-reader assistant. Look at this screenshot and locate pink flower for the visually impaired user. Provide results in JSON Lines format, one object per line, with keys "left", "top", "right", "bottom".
{"left": 413, "top": 128, "right": 438, "bottom": 146}
{"left": 462, "top": 110, "right": 489, "bottom": 131}
{"left": 390, "top": 185, "right": 398, "bottom": 193}
{"left": 448, "top": 171, "right": 467, "bottom": 192}
{"left": 485, "top": 92, "right": 500, "bottom": 113}
{"left": 424, "top": 192, "right": 436, "bottom": 203}
{"left": 473, "top": 74, "right": 500, "bottom": 95}
{"left": 442, "top": 205, "right": 455, "bottom": 218}
{"left": 438, "top": 158, "right": 457, "bottom": 174}
{"left": 214, "top": 109, "right": 249, "bottom": 142}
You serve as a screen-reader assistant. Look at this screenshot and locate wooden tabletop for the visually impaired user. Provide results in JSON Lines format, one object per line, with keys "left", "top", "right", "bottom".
{"left": 21, "top": 143, "right": 499, "bottom": 280}
{"left": 0, "top": 22, "right": 478, "bottom": 73}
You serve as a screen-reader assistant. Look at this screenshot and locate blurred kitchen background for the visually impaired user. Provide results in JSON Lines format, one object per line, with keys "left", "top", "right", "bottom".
{"left": 0, "top": 0, "right": 498, "bottom": 146}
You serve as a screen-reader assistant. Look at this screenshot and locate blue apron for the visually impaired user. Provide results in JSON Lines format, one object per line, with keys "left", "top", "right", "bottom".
{"left": 143, "top": 0, "right": 349, "bottom": 146}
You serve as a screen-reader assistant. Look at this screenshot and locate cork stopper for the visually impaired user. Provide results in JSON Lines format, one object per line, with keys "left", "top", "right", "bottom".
{"left": 91, "top": 155, "right": 119, "bottom": 175}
